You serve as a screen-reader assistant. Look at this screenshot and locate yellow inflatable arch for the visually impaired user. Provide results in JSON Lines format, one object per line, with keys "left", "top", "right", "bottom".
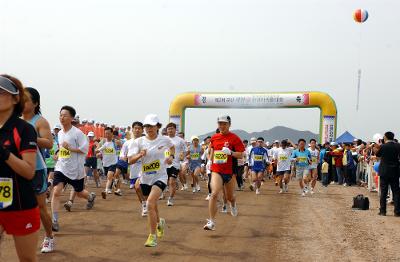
{"left": 169, "top": 92, "right": 337, "bottom": 143}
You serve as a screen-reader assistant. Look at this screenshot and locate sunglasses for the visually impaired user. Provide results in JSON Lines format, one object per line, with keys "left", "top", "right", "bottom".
{"left": 0, "top": 76, "right": 19, "bottom": 95}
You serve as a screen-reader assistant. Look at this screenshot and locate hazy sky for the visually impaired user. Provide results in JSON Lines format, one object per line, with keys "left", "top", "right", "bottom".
{"left": 1, "top": 0, "right": 399, "bottom": 140}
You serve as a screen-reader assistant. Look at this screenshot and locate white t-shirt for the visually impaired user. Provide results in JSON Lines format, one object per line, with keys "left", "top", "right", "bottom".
{"left": 308, "top": 147, "right": 320, "bottom": 169}
{"left": 125, "top": 139, "right": 141, "bottom": 179}
{"left": 166, "top": 136, "right": 186, "bottom": 169}
{"left": 120, "top": 139, "right": 130, "bottom": 159}
{"left": 274, "top": 147, "right": 293, "bottom": 172}
{"left": 246, "top": 146, "right": 253, "bottom": 164}
{"left": 98, "top": 140, "right": 118, "bottom": 167}
{"left": 55, "top": 126, "right": 88, "bottom": 180}
{"left": 269, "top": 146, "right": 278, "bottom": 161}
{"left": 128, "top": 135, "right": 173, "bottom": 185}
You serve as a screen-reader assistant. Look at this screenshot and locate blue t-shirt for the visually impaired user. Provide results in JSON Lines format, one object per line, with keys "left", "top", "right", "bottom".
{"left": 249, "top": 147, "right": 268, "bottom": 171}
{"left": 291, "top": 149, "right": 312, "bottom": 168}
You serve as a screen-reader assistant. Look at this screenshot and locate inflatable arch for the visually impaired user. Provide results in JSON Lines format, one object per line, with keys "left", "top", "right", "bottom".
{"left": 169, "top": 92, "right": 337, "bottom": 143}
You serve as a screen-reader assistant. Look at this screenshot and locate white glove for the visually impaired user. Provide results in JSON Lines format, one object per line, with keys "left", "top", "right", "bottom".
{"left": 221, "top": 147, "right": 232, "bottom": 155}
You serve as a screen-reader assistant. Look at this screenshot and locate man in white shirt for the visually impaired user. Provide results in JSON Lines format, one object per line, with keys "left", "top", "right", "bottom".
{"left": 165, "top": 123, "right": 187, "bottom": 206}
{"left": 51, "top": 106, "right": 96, "bottom": 232}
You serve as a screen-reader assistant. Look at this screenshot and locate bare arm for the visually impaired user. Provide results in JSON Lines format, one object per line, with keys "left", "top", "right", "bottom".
{"left": 37, "top": 118, "right": 53, "bottom": 149}
{"left": 5, "top": 152, "right": 36, "bottom": 180}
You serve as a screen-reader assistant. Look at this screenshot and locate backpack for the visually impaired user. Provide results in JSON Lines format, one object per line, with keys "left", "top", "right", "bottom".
{"left": 352, "top": 194, "right": 369, "bottom": 210}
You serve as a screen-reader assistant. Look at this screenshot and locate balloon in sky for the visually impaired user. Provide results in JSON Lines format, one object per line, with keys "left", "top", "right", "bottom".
{"left": 353, "top": 9, "right": 369, "bottom": 23}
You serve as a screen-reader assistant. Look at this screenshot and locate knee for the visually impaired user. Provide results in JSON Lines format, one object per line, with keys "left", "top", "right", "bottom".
{"left": 146, "top": 200, "right": 156, "bottom": 211}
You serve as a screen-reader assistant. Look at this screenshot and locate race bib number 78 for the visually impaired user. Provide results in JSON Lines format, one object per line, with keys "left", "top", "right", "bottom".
{"left": 0, "top": 178, "right": 13, "bottom": 209}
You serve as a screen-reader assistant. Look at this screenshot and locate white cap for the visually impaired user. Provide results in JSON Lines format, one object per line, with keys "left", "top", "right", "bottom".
{"left": 217, "top": 115, "right": 231, "bottom": 123}
{"left": 82, "top": 119, "right": 88, "bottom": 123}
{"left": 89, "top": 119, "right": 95, "bottom": 124}
{"left": 330, "top": 142, "right": 338, "bottom": 146}
{"left": 250, "top": 137, "right": 257, "bottom": 142}
{"left": 266, "top": 142, "right": 270, "bottom": 147}
{"left": 191, "top": 135, "right": 199, "bottom": 141}
{"left": 274, "top": 140, "right": 279, "bottom": 143}
{"left": 53, "top": 124, "right": 61, "bottom": 130}
{"left": 87, "top": 131, "right": 95, "bottom": 137}
{"left": 143, "top": 114, "right": 160, "bottom": 126}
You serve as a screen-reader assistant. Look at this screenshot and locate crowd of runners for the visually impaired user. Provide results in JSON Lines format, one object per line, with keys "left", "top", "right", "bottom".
{"left": 1, "top": 75, "right": 395, "bottom": 261}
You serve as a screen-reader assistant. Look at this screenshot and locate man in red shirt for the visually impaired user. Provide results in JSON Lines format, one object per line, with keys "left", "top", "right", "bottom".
{"left": 204, "top": 115, "right": 244, "bottom": 231}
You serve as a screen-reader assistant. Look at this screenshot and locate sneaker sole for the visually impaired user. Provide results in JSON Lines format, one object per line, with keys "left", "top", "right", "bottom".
{"left": 64, "top": 204, "right": 71, "bottom": 212}
{"left": 101, "top": 192, "right": 106, "bottom": 199}
{"left": 203, "top": 226, "right": 215, "bottom": 231}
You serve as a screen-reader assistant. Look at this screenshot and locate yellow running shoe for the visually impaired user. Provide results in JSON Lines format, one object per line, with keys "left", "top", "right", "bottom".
{"left": 156, "top": 218, "right": 166, "bottom": 239}
{"left": 144, "top": 234, "right": 157, "bottom": 247}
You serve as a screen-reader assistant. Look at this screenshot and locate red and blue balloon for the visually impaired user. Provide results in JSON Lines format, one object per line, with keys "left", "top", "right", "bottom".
{"left": 353, "top": 9, "right": 369, "bottom": 23}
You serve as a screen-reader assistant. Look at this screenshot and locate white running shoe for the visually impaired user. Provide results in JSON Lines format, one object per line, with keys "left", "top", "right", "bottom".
{"left": 278, "top": 189, "right": 283, "bottom": 194}
{"left": 310, "top": 189, "right": 315, "bottom": 195}
{"left": 302, "top": 191, "right": 306, "bottom": 197}
{"left": 142, "top": 202, "right": 148, "bottom": 217}
{"left": 106, "top": 189, "right": 112, "bottom": 194}
{"left": 41, "top": 237, "right": 55, "bottom": 253}
{"left": 205, "top": 194, "right": 211, "bottom": 201}
{"left": 114, "top": 189, "right": 123, "bottom": 196}
{"left": 203, "top": 219, "right": 215, "bottom": 231}
{"left": 184, "top": 184, "right": 189, "bottom": 191}
{"left": 230, "top": 205, "right": 238, "bottom": 217}
{"left": 256, "top": 189, "right": 261, "bottom": 195}
{"left": 196, "top": 184, "right": 201, "bottom": 192}
{"left": 167, "top": 198, "right": 174, "bottom": 206}
{"left": 129, "top": 184, "right": 134, "bottom": 189}
{"left": 192, "top": 187, "right": 196, "bottom": 193}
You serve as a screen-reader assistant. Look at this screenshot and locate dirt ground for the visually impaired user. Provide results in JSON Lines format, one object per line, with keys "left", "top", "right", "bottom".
{"left": 1, "top": 178, "right": 400, "bottom": 262}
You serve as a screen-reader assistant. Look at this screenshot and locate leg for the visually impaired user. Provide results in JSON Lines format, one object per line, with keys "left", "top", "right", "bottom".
{"left": 135, "top": 179, "right": 145, "bottom": 203}
{"left": 169, "top": 176, "right": 177, "bottom": 198}
{"left": 36, "top": 193, "right": 53, "bottom": 238}
{"left": 379, "top": 176, "right": 389, "bottom": 214}
{"left": 209, "top": 172, "right": 223, "bottom": 220}
{"left": 105, "top": 171, "right": 114, "bottom": 192}
{"left": 389, "top": 176, "right": 400, "bottom": 215}
{"left": 14, "top": 232, "right": 39, "bottom": 262}
{"left": 51, "top": 183, "right": 64, "bottom": 222}
{"left": 146, "top": 186, "right": 162, "bottom": 235}
{"left": 257, "top": 172, "right": 264, "bottom": 189}
{"left": 311, "top": 169, "right": 318, "bottom": 189}
{"left": 224, "top": 177, "right": 236, "bottom": 206}
{"left": 114, "top": 168, "right": 122, "bottom": 191}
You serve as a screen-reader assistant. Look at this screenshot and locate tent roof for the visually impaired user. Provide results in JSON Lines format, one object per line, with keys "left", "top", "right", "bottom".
{"left": 335, "top": 131, "right": 356, "bottom": 144}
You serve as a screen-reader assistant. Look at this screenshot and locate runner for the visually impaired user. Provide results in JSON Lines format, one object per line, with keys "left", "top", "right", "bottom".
{"left": 22, "top": 87, "right": 55, "bottom": 253}
{"left": 270, "top": 140, "right": 280, "bottom": 186}
{"left": 245, "top": 138, "right": 256, "bottom": 187}
{"left": 98, "top": 127, "right": 119, "bottom": 199}
{"left": 128, "top": 114, "right": 174, "bottom": 247}
{"left": 187, "top": 136, "right": 203, "bottom": 194}
{"left": 51, "top": 106, "right": 96, "bottom": 232}
{"left": 204, "top": 115, "right": 245, "bottom": 231}
{"left": 165, "top": 122, "right": 186, "bottom": 206}
{"left": 84, "top": 131, "right": 100, "bottom": 188}
{"left": 248, "top": 137, "right": 269, "bottom": 195}
{"left": 114, "top": 132, "right": 130, "bottom": 196}
{"left": 308, "top": 139, "right": 320, "bottom": 194}
{"left": 127, "top": 121, "right": 147, "bottom": 216}
{"left": 273, "top": 139, "right": 294, "bottom": 194}
{"left": 45, "top": 130, "right": 59, "bottom": 203}
{"left": 0, "top": 74, "right": 39, "bottom": 261}
{"left": 291, "top": 139, "right": 312, "bottom": 197}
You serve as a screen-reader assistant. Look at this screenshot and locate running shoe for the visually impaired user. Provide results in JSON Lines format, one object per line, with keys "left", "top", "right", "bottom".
{"left": 192, "top": 187, "right": 196, "bottom": 193}
{"left": 129, "top": 184, "right": 134, "bottom": 189}
{"left": 86, "top": 192, "right": 96, "bottom": 210}
{"left": 41, "top": 237, "right": 55, "bottom": 253}
{"left": 230, "top": 205, "right": 238, "bottom": 217}
{"left": 256, "top": 189, "right": 261, "bottom": 195}
{"left": 144, "top": 234, "right": 157, "bottom": 247}
{"left": 142, "top": 202, "right": 148, "bottom": 217}
{"left": 196, "top": 184, "right": 201, "bottom": 192}
{"left": 221, "top": 205, "right": 227, "bottom": 213}
{"left": 114, "top": 189, "right": 123, "bottom": 196}
{"left": 64, "top": 201, "right": 73, "bottom": 212}
{"left": 301, "top": 191, "right": 306, "bottom": 197}
{"left": 101, "top": 191, "right": 107, "bottom": 199}
{"left": 157, "top": 218, "right": 166, "bottom": 238}
{"left": 167, "top": 198, "right": 174, "bottom": 206}
{"left": 278, "top": 189, "right": 283, "bottom": 194}
{"left": 52, "top": 221, "right": 59, "bottom": 232}
{"left": 205, "top": 194, "right": 211, "bottom": 201}
{"left": 107, "top": 189, "right": 112, "bottom": 194}
{"left": 249, "top": 184, "right": 254, "bottom": 191}
{"left": 203, "top": 219, "right": 215, "bottom": 231}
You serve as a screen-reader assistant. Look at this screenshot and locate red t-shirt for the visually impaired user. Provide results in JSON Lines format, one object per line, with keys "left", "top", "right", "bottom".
{"left": 87, "top": 140, "right": 97, "bottom": 158}
{"left": 210, "top": 132, "right": 245, "bottom": 175}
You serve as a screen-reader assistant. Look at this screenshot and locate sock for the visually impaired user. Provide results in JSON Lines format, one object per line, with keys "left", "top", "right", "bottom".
{"left": 52, "top": 212, "right": 59, "bottom": 222}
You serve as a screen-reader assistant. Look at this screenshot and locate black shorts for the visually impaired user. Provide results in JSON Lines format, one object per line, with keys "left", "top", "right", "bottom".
{"left": 32, "top": 169, "right": 48, "bottom": 195}
{"left": 53, "top": 171, "right": 85, "bottom": 193}
{"left": 167, "top": 167, "right": 180, "bottom": 179}
{"left": 116, "top": 165, "right": 128, "bottom": 175}
{"left": 276, "top": 170, "right": 290, "bottom": 176}
{"left": 215, "top": 173, "right": 233, "bottom": 184}
{"left": 85, "top": 157, "right": 97, "bottom": 169}
{"left": 104, "top": 165, "right": 117, "bottom": 174}
{"left": 47, "top": 168, "right": 55, "bottom": 173}
{"left": 140, "top": 181, "right": 167, "bottom": 196}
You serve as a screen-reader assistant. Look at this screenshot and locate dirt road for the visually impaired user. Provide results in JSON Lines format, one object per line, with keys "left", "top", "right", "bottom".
{"left": 2, "top": 179, "right": 400, "bottom": 262}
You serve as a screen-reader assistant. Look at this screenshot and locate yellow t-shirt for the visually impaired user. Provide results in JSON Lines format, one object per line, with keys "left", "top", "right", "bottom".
{"left": 321, "top": 162, "right": 329, "bottom": 173}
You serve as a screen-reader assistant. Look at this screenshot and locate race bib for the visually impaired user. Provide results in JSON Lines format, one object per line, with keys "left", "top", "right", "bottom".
{"left": 164, "top": 150, "right": 170, "bottom": 158}
{"left": 191, "top": 153, "right": 200, "bottom": 160}
{"left": 254, "top": 155, "right": 263, "bottom": 162}
{"left": 59, "top": 147, "right": 71, "bottom": 159}
{"left": 0, "top": 178, "right": 13, "bottom": 209}
{"left": 214, "top": 151, "right": 228, "bottom": 164}
{"left": 179, "top": 152, "right": 184, "bottom": 161}
{"left": 142, "top": 160, "right": 161, "bottom": 174}
{"left": 312, "top": 156, "right": 318, "bottom": 164}
{"left": 279, "top": 155, "right": 288, "bottom": 161}
{"left": 104, "top": 147, "right": 115, "bottom": 155}
{"left": 298, "top": 156, "right": 307, "bottom": 163}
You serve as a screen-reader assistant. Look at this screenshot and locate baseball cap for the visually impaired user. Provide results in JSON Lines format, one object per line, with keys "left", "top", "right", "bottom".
{"left": 53, "top": 124, "right": 61, "bottom": 130}
{"left": 143, "top": 114, "right": 160, "bottom": 126}
{"left": 330, "top": 142, "right": 338, "bottom": 146}
{"left": 217, "top": 115, "right": 231, "bottom": 123}
{"left": 0, "top": 76, "right": 19, "bottom": 95}
{"left": 82, "top": 119, "right": 88, "bottom": 123}
{"left": 89, "top": 119, "right": 95, "bottom": 124}
{"left": 191, "top": 135, "right": 199, "bottom": 141}
{"left": 88, "top": 131, "right": 95, "bottom": 137}
{"left": 250, "top": 137, "right": 257, "bottom": 142}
